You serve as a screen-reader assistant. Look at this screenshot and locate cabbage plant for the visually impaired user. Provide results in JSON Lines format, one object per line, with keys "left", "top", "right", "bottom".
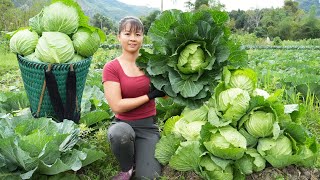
{"left": 200, "top": 155, "right": 233, "bottom": 180}
{"left": 256, "top": 121, "right": 319, "bottom": 168}
{"left": 202, "top": 125, "right": 247, "bottom": 160}
{"left": 10, "top": 29, "right": 39, "bottom": 56}
{"left": 137, "top": 9, "right": 247, "bottom": 108}
{"left": 42, "top": 2, "right": 79, "bottom": 35}
{"left": 172, "top": 105, "right": 209, "bottom": 140}
{"left": 215, "top": 86, "right": 250, "bottom": 124}
{"left": 234, "top": 148, "right": 266, "bottom": 175}
{"left": 244, "top": 111, "right": 275, "bottom": 138}
{"left": 0, "top": 116, "right": 105, "bottom": 179}
{"left": 35, "top": 32, "right": 75, "bottom": 63}
{"left": 223, "top": 68, "right": 257, "bottom": 94}
{"left": 177, "top": 43, "right": 207, "bottom": 74}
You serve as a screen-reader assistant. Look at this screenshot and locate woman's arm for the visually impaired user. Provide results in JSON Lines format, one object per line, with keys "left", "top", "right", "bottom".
{"left": 103, "top": 81, "right": 149, "bottom": 114}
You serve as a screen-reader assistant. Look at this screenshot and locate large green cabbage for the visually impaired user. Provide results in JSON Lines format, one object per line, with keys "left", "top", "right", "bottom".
{"left": 42, "top": 2, "right": 79, "bottom": 35}
{"left": 35, "top": 32, "right": 75, "bottom": 63}
{"left": 177, "top": 43, "right": 207, "bottom": 74}
{"left": 10, "top": 29, "right": 39, "bottom": 56}
{"left": 172, "top": 105, "right": 209, "bottom": 141}
{"left": 72, "top": 27, "right": 100, "bottom": 57}
{"left": 223, "top": 68, "right": 257, "bottom": 94}
{"left": 137, "top": 9, "right": 247, "bottom": 108}
{"left": 244, "top": 111, "right": 275, "bottom": 138}
{"left": 216, "top": 87, "right": 250, "bottom": 123}
{"left": 203, "top": 125, "right": 247, "bottom": 160}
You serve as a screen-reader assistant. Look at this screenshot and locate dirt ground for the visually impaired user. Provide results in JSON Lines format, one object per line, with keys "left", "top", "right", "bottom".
{"left": 162, "top": 165, "right": 320, "bottom": 180}
{"left": 247, "top": 166, "right": 320, "bottom": 180}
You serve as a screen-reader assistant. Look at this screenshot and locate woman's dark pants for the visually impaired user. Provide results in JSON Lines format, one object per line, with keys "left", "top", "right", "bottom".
{"left": 107, "top": 116, "right": 161, "bottom": 179}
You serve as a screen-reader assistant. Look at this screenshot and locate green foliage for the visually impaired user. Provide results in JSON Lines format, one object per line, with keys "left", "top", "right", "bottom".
{"left": 92, "top": 47, "right": 121, "bottom": 69}
{"left": 296, "top": 0, "right": 320, "bottom": 16}
{"left": 228, "top": 1, "right": 320, "bottom": 40}
{"left": 140, "top": 10, "right": 161, "bottom": 34}
{"left": 0, "top": 116, "right": 105, "bottom": 179}
{"left": 0, "top": 91, "right": 29, "bottom": 113}
{"left": 138, "top": 9, "right": 247, "bottom": 108}
{"left": 273, "top": 37, "right": 282, "bottom": 46}
{"left": 91, "top": 13, "right": 117, "bottom": 34}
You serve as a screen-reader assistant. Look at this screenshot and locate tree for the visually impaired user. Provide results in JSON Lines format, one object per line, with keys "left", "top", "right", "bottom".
{"left": 91, "top": 13, "right": 116, "bottom": 34}
{"left": 194, "top": 0, "right": 209, "bottom": 10}
{"left": 229, "top": 10, "right": 248, "bottom": 31}
{"left": 295, "top": 5, "right": 320, "bottom": 39}
{"left": 0, "top": 0, "right": 14, "bottom": 31}
{"left": 245, "top": 9, "right": 263, "bottom": 33}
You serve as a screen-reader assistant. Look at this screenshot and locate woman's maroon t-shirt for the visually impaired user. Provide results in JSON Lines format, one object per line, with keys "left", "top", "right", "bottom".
{"left": 102, "top": 59, "right": 156, "bottom": 120}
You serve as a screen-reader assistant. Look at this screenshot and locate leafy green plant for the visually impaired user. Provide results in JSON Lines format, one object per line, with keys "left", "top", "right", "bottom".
{"left": 0, "top": 116, "right": 105, "bottom": 179}
{"left": 0, "top": 91, "right": 29, "bottom": 114}
{"left": 137, "top": 9, "right": 247, "bottom": 108}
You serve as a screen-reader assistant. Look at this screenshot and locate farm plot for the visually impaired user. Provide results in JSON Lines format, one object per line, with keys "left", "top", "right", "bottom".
{"left": 247, "top": 49, "right": 320, "bottom": 93}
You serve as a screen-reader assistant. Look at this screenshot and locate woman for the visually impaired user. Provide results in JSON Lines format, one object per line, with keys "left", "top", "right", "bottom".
{"left": 102, "top": 16, "right": 165, "bottom": 180}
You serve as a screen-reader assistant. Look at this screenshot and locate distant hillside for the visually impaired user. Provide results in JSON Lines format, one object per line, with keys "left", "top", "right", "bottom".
{"left": 295, "top": 0, "right": 320, "bottom": 16}
{"left": 12, "top": 0, "right": 158, "bottom": 21}
{"left": 76, "top": 0, "right": 157, "bottom": 21}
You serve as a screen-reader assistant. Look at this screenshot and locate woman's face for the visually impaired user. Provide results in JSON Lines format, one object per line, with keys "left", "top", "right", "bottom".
{"left": 118, "top": 23, "right": 143, "bottom": 54}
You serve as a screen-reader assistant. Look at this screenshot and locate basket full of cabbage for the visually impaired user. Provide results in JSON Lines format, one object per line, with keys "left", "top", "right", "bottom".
{"left": 9, "top": 0, "right": 105, "bottom": 120}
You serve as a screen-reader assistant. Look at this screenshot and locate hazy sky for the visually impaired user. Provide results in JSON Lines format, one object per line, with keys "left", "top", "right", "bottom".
{"left": 118, "top": 0, "right": 284, "bottom": 11}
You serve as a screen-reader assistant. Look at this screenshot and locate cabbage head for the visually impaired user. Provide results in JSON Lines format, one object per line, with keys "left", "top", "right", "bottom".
{"left": 223, "top": 68, "right": 257, "bottom": 94}
{"left": 216, "top": 87, "right": 250, "bottom": 123}
{"left": 173, "top": 120, "right": 206, "bottom": 141}
{"left": 68, "top": 54, "right": 84, "bottom": 63}
{"left": 203, "top": 125, "right": 247, "bottom": 160}
{"left": 172, "top": 105, "right": 208, "bottom": 140}
{"left": 177, "top": 43, "right": 207, "bottom": 74}
{"left": 42, "top": 2, "right": 79, "bottom": 35}
{"left": 35, "top": 32, "right": 74, "bottom": 63}
{"left": 72, "top": 27, "right": 100, "bottom": 57}
{"left": 229, "top": 69, "right": 256, "bottom": 94}
{"left": 257, "top": 135, "right": 293, "bottom": 157}
{"left": 25, "top": 53, "right": 42, "bottom": 63}
{"left": 244, "top": 111, "right": 275, "bottom": 138}
{"left": 10, "top": 29, "right": 38, "bottom": 56}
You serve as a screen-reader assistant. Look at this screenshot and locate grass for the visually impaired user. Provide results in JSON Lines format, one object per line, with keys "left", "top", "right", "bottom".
{"left": 0, "top": 51, "right": 17, "bottom": 67}
{"left": 0, "top": 49, "right": 23, "bottom": 91}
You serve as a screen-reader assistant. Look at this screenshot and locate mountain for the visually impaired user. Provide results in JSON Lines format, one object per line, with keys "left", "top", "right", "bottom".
{"left": 12, "top": 0, "right": 158, "bottom": 21}
{"left": 76, "top": 0, "right": 158, "bottom": 21}
{"left": 295, "top": 0, "right": 320, "bottom": 16}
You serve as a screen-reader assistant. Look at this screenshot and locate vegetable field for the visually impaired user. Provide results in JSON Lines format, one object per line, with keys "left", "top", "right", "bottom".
{"left": 1, "top": 44, "right": 320, "bottom": 179}
{"left": 1, "top": 4, "right": 320, "bottom": 179}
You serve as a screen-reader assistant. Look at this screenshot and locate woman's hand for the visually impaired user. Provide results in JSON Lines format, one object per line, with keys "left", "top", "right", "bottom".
{"left": 147, "top": 89, "right": 166, "bottom": 100}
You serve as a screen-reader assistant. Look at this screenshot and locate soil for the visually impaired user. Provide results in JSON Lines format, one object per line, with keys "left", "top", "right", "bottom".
{"left": 162, "top": 165, "right": 320, "bottom": 180}
{"left": 247, "top": 166, "right": 320, "bottom": 180}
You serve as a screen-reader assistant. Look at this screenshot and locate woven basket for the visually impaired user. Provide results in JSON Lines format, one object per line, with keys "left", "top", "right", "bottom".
{"left": 17, "top": 54, "right": 92, "bottom": 118}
